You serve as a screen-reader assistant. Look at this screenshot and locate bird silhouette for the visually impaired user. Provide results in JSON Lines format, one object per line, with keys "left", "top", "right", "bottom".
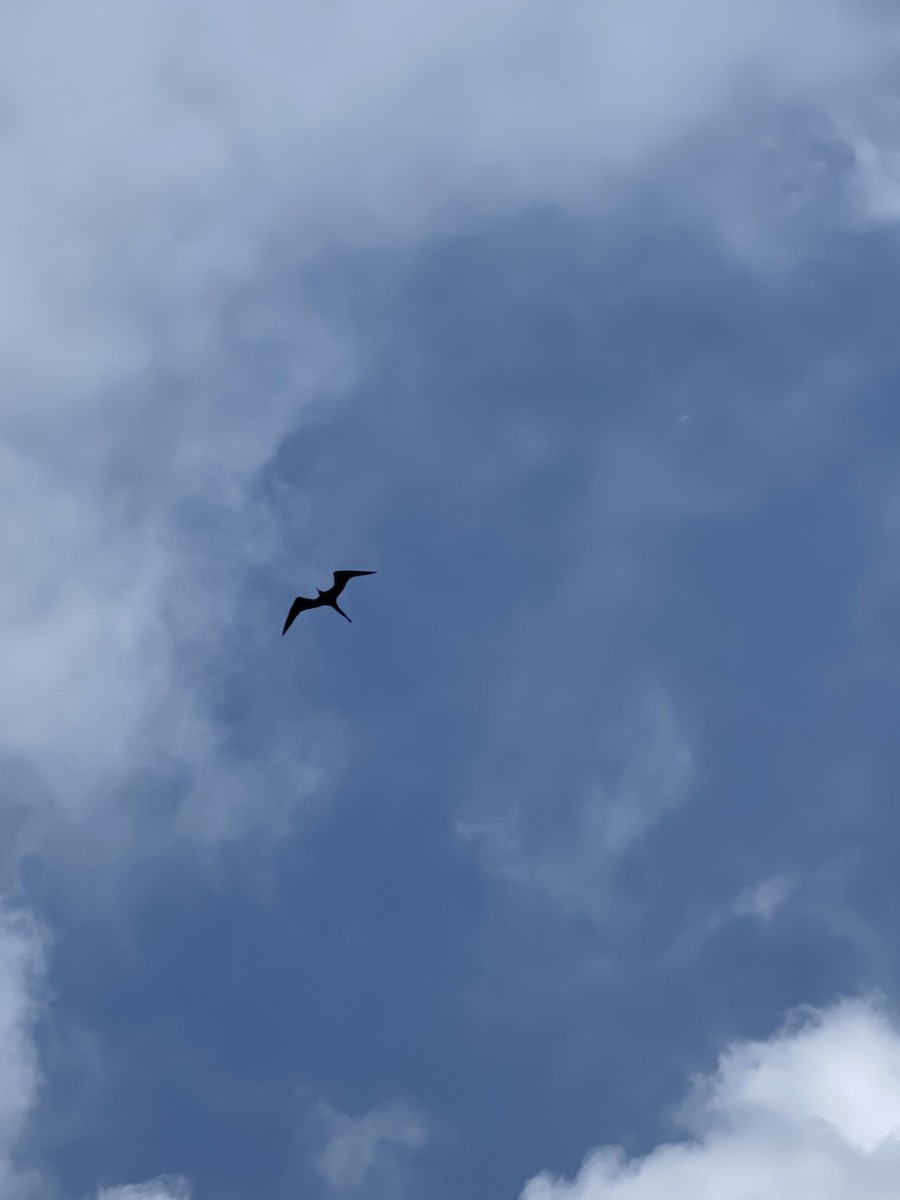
{"left": 282, "top": 570, "right": 376, "bottom": 636}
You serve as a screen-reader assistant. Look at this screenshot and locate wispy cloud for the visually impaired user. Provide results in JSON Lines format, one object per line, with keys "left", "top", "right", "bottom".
{"left": 460, "top": 685, "right": 692, "bottom": 921}
{"left": 663, "top": 872, "right": 799, "bottom": 968}
{"left": 314, "top": 1098, "right": 427, "bottom": 1194}
{"left": 732, "top": 875, "right": 797, "bottom": 922}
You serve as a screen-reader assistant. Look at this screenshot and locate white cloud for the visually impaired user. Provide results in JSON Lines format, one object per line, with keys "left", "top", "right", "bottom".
{"left": 314, "top": 1098, "right": 427, "bottom": 1193}
{"left": 94, "top": 1181, "right": 191, "bottom": 1200}
{"left": 522, "top": 996, "right": 900, "bottom": 1200}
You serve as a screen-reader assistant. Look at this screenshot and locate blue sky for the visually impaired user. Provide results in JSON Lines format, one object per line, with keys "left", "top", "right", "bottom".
{"left": 6, "top": 2, "right": 900, "bottom": 1198}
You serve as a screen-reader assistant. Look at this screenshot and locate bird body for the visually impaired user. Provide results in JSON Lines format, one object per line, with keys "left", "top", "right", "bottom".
{"left": 282, "top": 570, "right": 376, "bottom": 635}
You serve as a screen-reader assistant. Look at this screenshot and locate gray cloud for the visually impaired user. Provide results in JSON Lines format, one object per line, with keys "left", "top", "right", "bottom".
{"left": 2, "top": 0, "right": 897, "bottom": 836}
{"left": 0, "top": 908, "right": 47, "bottom": 1200}
{"left": 5, "top": 2, "right": 900, "bottom": 1197}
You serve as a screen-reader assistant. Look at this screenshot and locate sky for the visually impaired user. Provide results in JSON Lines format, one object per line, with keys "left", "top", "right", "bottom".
{"left": 6, "top": 1, "right": 900, "bottom": 1197}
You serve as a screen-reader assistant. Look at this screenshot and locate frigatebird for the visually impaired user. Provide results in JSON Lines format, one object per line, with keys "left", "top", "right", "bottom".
{"left": 282, "top": 570, "right": 376, "bottom": 636}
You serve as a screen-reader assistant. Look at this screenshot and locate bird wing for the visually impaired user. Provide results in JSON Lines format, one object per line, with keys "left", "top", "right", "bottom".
{"left": 330, "top": 569, "right": 376, "bottom": 598}
{"left": 282, "top": 595, "right": 317, "bottom": 636}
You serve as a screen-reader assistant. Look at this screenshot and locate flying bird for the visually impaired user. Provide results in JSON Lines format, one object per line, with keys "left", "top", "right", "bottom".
{"left": 282, "top": 570, "right": 376, "bottom": 636}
